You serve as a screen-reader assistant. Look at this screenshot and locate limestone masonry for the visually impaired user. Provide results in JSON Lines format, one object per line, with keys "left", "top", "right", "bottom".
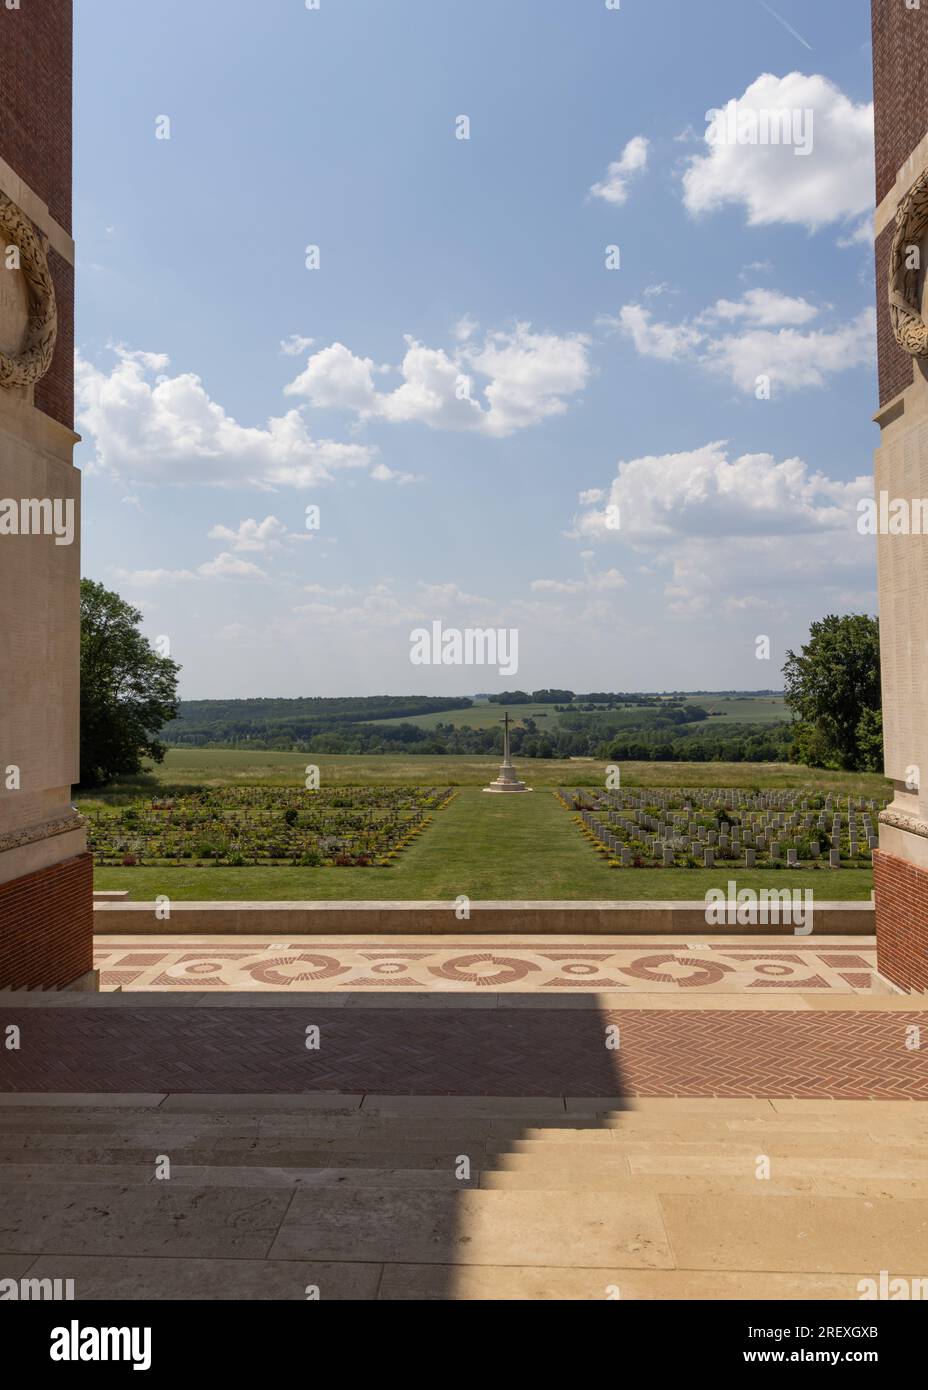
{"left": 871, "top": 0, "right": 928, "bottom": 991}
{"left": 0, "top": 0, "right": 93, "bottom": 990}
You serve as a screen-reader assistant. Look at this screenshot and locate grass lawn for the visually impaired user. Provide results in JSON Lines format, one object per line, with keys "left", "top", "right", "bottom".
{"left": 94, "top": 783, "right": 875, "bottom": 902}
{"left": 362, "top": 701, "right": 570, "bottom": 730}
{"left": 360, "top": 693, "right": 788, "bottom": 731}
{"left": 692, "top": 695, "right": 787, "bottom": 724}
{"left": 83, "top": 748, "right": 892, "bottom": 797}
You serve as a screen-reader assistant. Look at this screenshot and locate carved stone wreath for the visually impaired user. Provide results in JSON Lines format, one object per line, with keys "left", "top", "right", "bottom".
{"left": 0, "top": 189, "right": 58, "bottom": 388}
{"left": 889, "top": 166, "right": 928, "bottom": 357}
{"left": 879, "top": 806, "right": 928, "bottom": 841}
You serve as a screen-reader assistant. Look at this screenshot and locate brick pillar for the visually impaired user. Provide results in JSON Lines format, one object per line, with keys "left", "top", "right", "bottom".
{"left": 871, "top": 1, "right": 928, "bottom": 992}
{"left": 0, "top": 1, "right": 94, "bottom": 991}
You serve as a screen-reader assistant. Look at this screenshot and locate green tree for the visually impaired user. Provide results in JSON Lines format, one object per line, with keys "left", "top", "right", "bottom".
{"left": 80, "top": 579, "right": 181, "bottom": 786}
{"left": 855, "top": 706, "right": 884, "bottom": 773}
{"left": 782, "top": 614, "right": 881, "bottom": 771}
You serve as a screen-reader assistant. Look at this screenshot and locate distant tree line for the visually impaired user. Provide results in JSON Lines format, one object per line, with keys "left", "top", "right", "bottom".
{"left": 158, "top": 697, "right": 793, "bottom": 762}
{"left": 487, "top": 690, "right": 673, "bottom": 707}
{"left": 162, "top": 695, "right": 473, "bottom": 747}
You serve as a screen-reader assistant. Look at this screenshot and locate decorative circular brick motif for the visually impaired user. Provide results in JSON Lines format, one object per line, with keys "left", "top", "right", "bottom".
{"left": 0, "top": 191, "right": 57, "bottom": 388}
{"left": 620, "top": 954, "right": 732, "bottom": 988}
{"left": 245, "top": 953, "right": 351, "bottom": 986}
{"left": 428, "top": 953, "right": 541, "bottom": 986}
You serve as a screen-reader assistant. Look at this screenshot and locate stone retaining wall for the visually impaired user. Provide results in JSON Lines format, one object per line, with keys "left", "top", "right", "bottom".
{"left": 93, "top": 899, "right": 875, "bottom": 936}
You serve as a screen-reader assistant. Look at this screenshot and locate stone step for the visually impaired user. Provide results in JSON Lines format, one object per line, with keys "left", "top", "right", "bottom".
{"left": 6, "top": 1106, "right": 928, "bottom": 1139}
{"left": 480, "top": 1169, "right": 928, "bottom": 1198}
{"left": 377, "top": 1265, "right": 872, "bottom": 1302}
{"left": 489, "top": 1135, "right": 928, "bottom": 1160}
{"left": 0, "top": 1253, "right": 875, "bottom": 1301}
{"left": 0, "top": 1146, "right": 475, "bottom": 1170}
{"left": 492, "top": 1148, "right": 928, "bottom": 1178}
{"left": 0, "top": 1164, "right": 469, "bottom": 1190}
{"left": 6, "top": 1117, "right": 922, "bottom": 1152}
{"left": 7, "top": 1159, "right": 928, "bottom": 1205}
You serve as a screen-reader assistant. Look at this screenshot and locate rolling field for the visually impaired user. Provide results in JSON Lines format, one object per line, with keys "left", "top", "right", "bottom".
{"left": 694, "top": 695, "right": 787, "bottom": 724}
{"left": 79, "top": 748, "right": 890, "bottom": 797}
{"left": 362, "top": 701, "right": 570, "bottom": 730}
{"left": 359, "top": 693, "right": 788, "bottom": 731}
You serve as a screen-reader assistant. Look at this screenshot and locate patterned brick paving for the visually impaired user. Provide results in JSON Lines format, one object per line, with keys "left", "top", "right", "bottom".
{"left": 1, "top": 1006, "right": 927, "bottom": 1098}
{"left": 93, "top": 935, "right": 880, "bottom": 993}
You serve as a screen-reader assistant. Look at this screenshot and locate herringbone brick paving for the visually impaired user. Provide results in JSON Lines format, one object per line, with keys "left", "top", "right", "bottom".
{"left": 1, "top": 1007, "right": 927, "bottom": 1098}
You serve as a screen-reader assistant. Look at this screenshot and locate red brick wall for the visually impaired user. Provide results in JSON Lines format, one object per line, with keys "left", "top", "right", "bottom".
{"left": 0, "top": 1, "right": 73, "bottom": 431}
{"left": 0, "top": 0, "right": 72, "bottom": 233}
{"left": 873, "top": 848, "right": 928, "bottom": 993}
{"left": 0, "top": 853, "right": 93, "bottom": 991}
{"left": 872, "top": 0, "right": 928, "bottom": 205}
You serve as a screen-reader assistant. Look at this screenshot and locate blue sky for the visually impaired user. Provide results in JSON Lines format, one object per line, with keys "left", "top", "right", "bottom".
{"left": 74, "top": 0, "right": 879, "bottom": 698}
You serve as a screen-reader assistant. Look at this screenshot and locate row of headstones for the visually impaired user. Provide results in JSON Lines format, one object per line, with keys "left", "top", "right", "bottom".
{"left": 575, "top": 797, "right": 878, "bottom": 853}
{"left": 584, "top": 806, "right": 876, "bottom": 851}
{"left": 580, "top": 809, "right": 866, "bottom": 866}
{"left": 577, "top": 789, "right": 881, "bottom": 815}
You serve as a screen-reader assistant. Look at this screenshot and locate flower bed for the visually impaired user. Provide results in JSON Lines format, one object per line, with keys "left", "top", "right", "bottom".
{"left": 85, "top": 786, "right": 454, "bottom": 868}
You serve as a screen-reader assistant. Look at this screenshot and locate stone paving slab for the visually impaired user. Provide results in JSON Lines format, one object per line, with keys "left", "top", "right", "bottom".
{"left": 660, "top": 1193, "right": 928, "bottom": 1273}
{"left": 268, "top": 1187, "right": 673, "bottom": 1267}
{"left": 0, "top": 1182, "right": 294, "bottom": 1259}
{"left": 374, "top": 1265, "right": 887, "bottom": 1301}
{"left": 7, "top": 1254, "right": 382, "bottom": 1301}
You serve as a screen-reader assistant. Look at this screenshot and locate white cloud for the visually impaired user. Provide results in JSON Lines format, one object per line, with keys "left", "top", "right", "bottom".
{"left": 682, "top": 72, "right": 873, "bottom": 232}
{"left": 291, "top": 583, "right": 424, "bottom": 628}
{"left": 283, "top": 323, "right": 591, "bottom": 438}
{"left": 573, "top": 442, "right": 875, "bottom": 616}
{"left": 370, "top": 462, "right": 421, "bottom": 485}
{"left": 837, "top": 216, "right": 873, "bottom": 249}
{"left": 417, "top": 581, "right": 494, "bottom": 609}
{"left": 612, "top": 296, "right": 874, "bottom": 393}
{"left": 701, "top": 288, "right": 818, "bottom": 327}
{"left": 452, "top": 314, "right": 479, "bottom": 342}
{"left": 76, "top": 347, "right": 375, "bottom": 488}
{"left": 198, "top": 552, "right": 268, "bottom": 580}
{"left": 113, "top": 567, "right": 196, "bottom": 586}
{"left": 575, "top": 441, "right": 870, "bottom": 541}
{"left": 207, "top": 516, "right": 288, "bottom": 551}
{"left": 531, "top": 568, "right": 626, "bottom": 595}
{"left": 113, "top": 550, "right": 269, "bottom": 586}
{"left": 280, "top": 334, "right": 315, "bottom": 356}
{"left": 611, "top": 303, "right": 705, "bottom": 363}
{"left": 739, "top": 260, "right": 774, "bottom": 279}
{"left": 589, "top": 136, "right": 649, "bottom": 206}
{"left": 578, "top": 487, "right": 605, "bottom": 504}
{"left": 703, "top": 308, "right": 875, "bottom": 392}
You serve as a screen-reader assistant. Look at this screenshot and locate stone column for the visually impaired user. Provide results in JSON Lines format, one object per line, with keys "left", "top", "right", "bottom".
{"left": 0, "top": 0, "right": 94, "bottom": 990}
{"left": 870, "top": 0, "right": 928, "bottom": 992}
